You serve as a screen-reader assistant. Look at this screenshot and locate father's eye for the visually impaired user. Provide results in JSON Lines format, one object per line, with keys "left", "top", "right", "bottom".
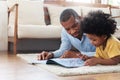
{"left": 66, "top": 28, "right": 70, "bottom": 31}
{"left": 92, "top": 39, "right": 97, "bottom": 41}
{"left": 72, "top": 22, "right": 78, "bottom": 28}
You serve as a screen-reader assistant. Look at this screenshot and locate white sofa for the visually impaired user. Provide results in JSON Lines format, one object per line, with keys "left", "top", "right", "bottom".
{"left": 7, "top": 1, "right": 120, "bottom": 54}
{"left": 7, "top": 1, "right": 63, "bottom": 54}
{"left": 8, "top": 1, "right": 62, "bottom": 39}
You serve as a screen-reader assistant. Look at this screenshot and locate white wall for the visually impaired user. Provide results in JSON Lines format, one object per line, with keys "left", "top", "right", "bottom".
{"left": 0, "top": 1, "right": 8, "bottom": 51}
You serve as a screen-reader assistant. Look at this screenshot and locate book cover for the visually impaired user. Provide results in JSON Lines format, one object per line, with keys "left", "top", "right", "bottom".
{"left": 31, "top": 58, "right": 84, "bottom": 68}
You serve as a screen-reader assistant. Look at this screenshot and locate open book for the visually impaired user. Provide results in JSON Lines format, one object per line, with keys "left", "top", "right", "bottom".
{"left": 31, "top": 58, "right": 85, "bottom": 68}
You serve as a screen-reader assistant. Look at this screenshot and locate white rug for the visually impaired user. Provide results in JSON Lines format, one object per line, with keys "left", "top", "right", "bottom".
{"left": 17, "top": 54, "right": 120, "bottom": 76}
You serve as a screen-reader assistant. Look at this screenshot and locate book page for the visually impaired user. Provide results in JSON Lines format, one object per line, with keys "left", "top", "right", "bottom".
{"left": 47, "top": 58, "right": 84, "bottom": 68}
{"left": 30, "top": 58, "right": 84, "bottom": 68}
{"left": 30, "top": 60, "right": 47, "bottom": 64}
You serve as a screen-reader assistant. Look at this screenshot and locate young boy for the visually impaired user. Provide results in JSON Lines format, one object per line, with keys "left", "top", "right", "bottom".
{"left": 81, "top": 10, "right": 120, "bottom": 66}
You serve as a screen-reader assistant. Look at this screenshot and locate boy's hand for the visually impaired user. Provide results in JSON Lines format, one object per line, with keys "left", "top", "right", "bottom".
{"left": 84, "top": 58, "right": 99, "bottom": 66}
{"left": 79, "top": 54, "right": 89, "bottom": 61}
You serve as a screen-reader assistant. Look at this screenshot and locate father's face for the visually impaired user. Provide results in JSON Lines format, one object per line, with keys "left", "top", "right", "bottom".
{"left": 61, "top": 16, "right": 81, "bottom": 38}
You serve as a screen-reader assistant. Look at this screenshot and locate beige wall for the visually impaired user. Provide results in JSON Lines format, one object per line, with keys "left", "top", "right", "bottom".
{"left": 0, "top": 1, "right": 8, "bottom": 51}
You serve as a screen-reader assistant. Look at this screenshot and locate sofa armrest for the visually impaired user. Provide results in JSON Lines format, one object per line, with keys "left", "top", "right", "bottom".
{"left": 8, "top": 4, "right": 18, "bottom": 13}
{"left": 8, "top": 3, "right": 18, "bottom": 39}
{"left": 8, "top": 3, "right": 18, "bottom": 54}
{"left": 112, "top": 16, "right": 120, "bottom": 18}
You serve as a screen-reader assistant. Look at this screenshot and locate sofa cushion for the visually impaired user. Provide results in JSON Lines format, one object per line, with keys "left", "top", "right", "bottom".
{"left": 8, "top": 25, "right": 62, "bottom": 38}
{"left": 7, "top": 1, "right": 45, "bottom": 25}
{"left": 47, "top": 5, "right": 82, "bottom": 26}
{"left": 111, "top": 8, "right": 120, "bottom": 26}
{"left": 18, "top": 1, "right": 45, "bottom": 25}
{"left": 113, "top": 26, "right": 120, "bottom": 39}
{"left": 46, "top": 5, "right": 64, "bottom": 26}
{"left": 81, "top": 6, "right": 110, "bottom": 16}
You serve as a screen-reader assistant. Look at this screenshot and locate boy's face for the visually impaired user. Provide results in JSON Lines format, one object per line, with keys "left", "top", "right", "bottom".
{"left": 61, "top": 16, "right": 81, "bottom": 38}
{"left": 86, "top": 34, "right": 107, "bottom": 47}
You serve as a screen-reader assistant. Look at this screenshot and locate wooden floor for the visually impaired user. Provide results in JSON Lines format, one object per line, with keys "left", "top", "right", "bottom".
{"left": 1, "top": 51, "right": 120, "bottom": 80}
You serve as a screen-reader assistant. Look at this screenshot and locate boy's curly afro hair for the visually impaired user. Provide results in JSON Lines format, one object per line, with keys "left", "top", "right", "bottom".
{"left": 81, "top": 10, "right": 117, "bottom": 37}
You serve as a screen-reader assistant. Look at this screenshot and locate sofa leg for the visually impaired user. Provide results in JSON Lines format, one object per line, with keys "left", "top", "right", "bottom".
{"left": 8, "top": 42, "right": 10, "bottom": 52}
{"left": 13, "top": 45, "right": 17, "bottom": 55}
{"left": 13, "top": 40, "right": 17, "bottom": 55}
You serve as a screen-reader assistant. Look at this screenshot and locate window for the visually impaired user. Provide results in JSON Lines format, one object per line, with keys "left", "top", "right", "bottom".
{"left": 66, "top": 0, "right": 95, "bottom": 3}
{"left": 101, "top": 0, "right": 120, "bottom": 6}
{"left": 108, "top": 0, "right": 120, "bottom": 6}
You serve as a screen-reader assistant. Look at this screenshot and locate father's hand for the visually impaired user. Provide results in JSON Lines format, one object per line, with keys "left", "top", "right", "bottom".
{"left": 37, "top": 51, "right": 54, "bottom": 60}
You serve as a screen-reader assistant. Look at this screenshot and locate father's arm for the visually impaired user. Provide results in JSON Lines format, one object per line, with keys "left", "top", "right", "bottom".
{"left": 52, "top": 28, "right": 72, "bottom": 58}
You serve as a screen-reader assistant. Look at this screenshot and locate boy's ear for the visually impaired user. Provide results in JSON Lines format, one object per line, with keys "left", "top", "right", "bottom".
{"left": 103, "top": 35, "right": 107, "bottom": 40}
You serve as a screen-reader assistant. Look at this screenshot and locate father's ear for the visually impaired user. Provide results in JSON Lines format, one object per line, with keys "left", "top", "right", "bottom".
{"left": 79, "top": 16, "right": 84, "bottom": 19}
{"left": 78, "top": 16, "right": 84, "bottom": 21}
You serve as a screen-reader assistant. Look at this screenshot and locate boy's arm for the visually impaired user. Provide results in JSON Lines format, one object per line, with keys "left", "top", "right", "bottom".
{"left": 98, "top": 55, "right": 120, "bottom": 65}
{"left": 53, "top": 28, "right": 72, "bottom": 58}
{"left": 84, "top": 55, "right": 120, "bottom": 66}
{"left": 107, "top": 55, "right": 120, "bottom": 64}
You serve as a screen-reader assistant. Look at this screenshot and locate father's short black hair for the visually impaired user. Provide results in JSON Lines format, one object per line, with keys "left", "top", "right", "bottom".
{"left": 81, "top": 10, "right": 117, "bottom": 37}
{"left": 60, "top": 9, "right": 79, "bottom": 22}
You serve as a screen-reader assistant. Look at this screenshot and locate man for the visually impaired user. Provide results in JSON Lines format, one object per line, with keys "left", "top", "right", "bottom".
{"left": 38, "top": 9, "right": 95, "bottom": 60}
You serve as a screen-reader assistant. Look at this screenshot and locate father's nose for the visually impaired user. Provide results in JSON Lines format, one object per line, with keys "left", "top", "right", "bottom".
{"left": 69, "top": 29, "right": 76, "bottom": 35}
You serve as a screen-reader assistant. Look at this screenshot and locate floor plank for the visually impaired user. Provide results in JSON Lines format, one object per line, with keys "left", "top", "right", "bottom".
{"left": 1, "top": 51, "right": 120, "bottom": 80}
{"left": 0, "top": 51, "right": 59, "bottom": 80}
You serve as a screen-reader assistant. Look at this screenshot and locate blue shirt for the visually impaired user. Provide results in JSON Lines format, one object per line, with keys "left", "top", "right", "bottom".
{"left": 53, "top": 28, "right": 96, "bottom": 58}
